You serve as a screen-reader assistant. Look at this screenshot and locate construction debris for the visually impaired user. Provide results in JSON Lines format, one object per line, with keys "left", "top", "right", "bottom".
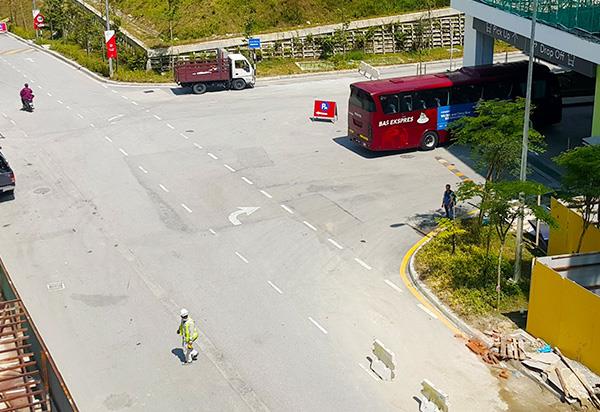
{"left": 467, "top": 332, "right": 600, "bottom": 409}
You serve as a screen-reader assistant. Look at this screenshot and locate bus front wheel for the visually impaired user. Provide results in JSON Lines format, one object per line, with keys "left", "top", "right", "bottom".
{"left": 420, "top": 131, "right": 438, "bottom": 151}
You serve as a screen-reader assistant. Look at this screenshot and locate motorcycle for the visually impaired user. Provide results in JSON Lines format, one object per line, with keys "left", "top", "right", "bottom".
{"left": 21, "top": 98, "right": 34, "bottom": 112}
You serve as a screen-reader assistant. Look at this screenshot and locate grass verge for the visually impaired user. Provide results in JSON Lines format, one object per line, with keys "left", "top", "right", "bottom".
{"left": 414, "top": 219, "right": 534, "bottom": 331}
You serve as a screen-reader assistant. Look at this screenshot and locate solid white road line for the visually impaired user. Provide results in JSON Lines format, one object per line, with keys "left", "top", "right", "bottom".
{"left": 260, "top": 190, "right": 272, "bottom": 199}
{"left": 119, "top": 148, "right": 129, "bottom": 157}
{"left": 267, "top": 281, "right": 283, "bottom": 295}
{"left": 180, "top": 133, "right": 189, "bottom": 140}
{"left": 138, "top": 165, "right": 148, "bottom": 174}
{"left": 280, "top": 204, "right": 294, "bottom": 214}
{"left": 308, "top": 317, "right": 328, "bottom": 335}
{"left": 384, "top": 279, "right": 403, "bottom": 294}
{"left": 208, "top": 229, "right": 217, "bottom": 235}
{"left": 208, "top": 153, "right": 218, "bottom": 160}
{"left": 417, "top": 304, "right": 438, "bottom": 319}
{"left": 181, "top": 203, "right": 192, "bottom": 213}
{"left": 241, "top": 177, "right": 253, "bottom": 185}
{"left": 235, "top": 252, "right": 249, "bottom": 264}
{"left": 358, "top": 363, "right": 381, "bottom": 382}
{"left": 104, "top": 136, "right": 113, "bottom": 143}
{"left": 159, "top": 184, "right": 169, "bottom": 193}
{"left": 354, "top": 258, "right": 372, "bottom": 271}
{"left": 303, "top": 221, "right": 317, "bottom": 231}
{"left": 327, "top": 238, "right": 344, "bottom": 250}
{"left": 224, "top": 164, "right": 236, "bottom": 172}
{"left": 166, "top": 123, "right": 175, "bottom": 129}
{"left": 193, "top": 143, "right": 203, "bottom": 149}
{"left": 153, "top": 114, "right": 161, "bottom": 120}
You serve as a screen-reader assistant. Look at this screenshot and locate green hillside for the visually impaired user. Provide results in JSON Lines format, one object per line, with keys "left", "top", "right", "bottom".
{"left": 109, "top": 0, "right": 449, "bottom": 46}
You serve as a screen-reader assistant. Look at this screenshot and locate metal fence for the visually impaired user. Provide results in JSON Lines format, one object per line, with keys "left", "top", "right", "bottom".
{"left": 0, "top": 259, "right": 79, "bottom": 412}
{"left": 474, "top": 0, "right": 600, "bottom": 41}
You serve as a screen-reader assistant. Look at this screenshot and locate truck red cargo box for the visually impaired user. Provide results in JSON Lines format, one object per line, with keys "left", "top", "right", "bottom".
{"left": 174, "top": 59, "right": 231, "bottom": 84}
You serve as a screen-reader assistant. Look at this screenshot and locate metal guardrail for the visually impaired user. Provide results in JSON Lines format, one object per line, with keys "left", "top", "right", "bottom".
{"left": 0, "top": 259, "right": 79, "bottom": 412}
{"left": 474, "top": 0, "right": 600, "bottom": 42}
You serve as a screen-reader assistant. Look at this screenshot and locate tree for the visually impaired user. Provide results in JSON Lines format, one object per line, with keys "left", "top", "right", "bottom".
{"left": 436, "top": 217, "right": 467, "bottom": 255}
{"left": 165, "top": 0, "right": 181, "bottom": 42}
{"left": 449, "top": 98, "right": 546, "bottom": 183}
{"left": 554, "top": 145, "right": 600, "bottom": 253}
{"left": 44, "top": 0, "right": 67, "bottom": 38}
{"left": 459, "top": 180, "right": 555, "bottom": 310}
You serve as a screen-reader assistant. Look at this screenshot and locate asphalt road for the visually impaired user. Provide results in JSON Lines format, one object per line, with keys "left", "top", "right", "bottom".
{"left": 0, "top": 34, "right": 522, "bottom": 411}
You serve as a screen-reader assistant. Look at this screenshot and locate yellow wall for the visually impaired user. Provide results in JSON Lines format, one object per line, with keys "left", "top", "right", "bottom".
{"left": 548, "top": 198, "right": 600, "bottom": 255}
{"left": 527, "top": 260, "right": 600, "bottom": 374}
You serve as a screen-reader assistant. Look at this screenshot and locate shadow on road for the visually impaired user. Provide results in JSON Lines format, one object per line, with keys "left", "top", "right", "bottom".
{"left": 171, "top": 347, "right": 186, "bottom": 363}
{"left": 332, "top": 136, "right": 420, "bottom": 159}
{"left": 169, "top": 85, "right": 230, "bottom": 96}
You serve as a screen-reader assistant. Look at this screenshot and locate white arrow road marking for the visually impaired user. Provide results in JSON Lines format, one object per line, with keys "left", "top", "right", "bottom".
{"left": 107, "top": 114, "right": 124, "bottom": 122}
{"left": 228, "top": 207, "right": 260, "bottom": 226}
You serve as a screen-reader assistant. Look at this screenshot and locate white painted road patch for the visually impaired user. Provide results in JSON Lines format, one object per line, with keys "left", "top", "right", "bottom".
{"left": 47, "top": 281, "right": 65, "bottom": 292}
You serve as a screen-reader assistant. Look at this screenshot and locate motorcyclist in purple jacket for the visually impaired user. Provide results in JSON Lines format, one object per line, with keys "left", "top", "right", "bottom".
{"left": 20, "top": 83, "right": 34, "bottom": 111}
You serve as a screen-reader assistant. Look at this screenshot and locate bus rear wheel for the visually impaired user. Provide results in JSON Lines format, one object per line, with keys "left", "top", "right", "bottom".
{"left": 420, "top": 131, "right": 438, "bottom": 151}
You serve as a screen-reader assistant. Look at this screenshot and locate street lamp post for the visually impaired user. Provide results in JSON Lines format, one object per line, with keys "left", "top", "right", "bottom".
{"left": 514, "top": 0, "right": 539, "bottom": 282}
{"left": 104, "top": 0, "right": 114, "bottom": 78}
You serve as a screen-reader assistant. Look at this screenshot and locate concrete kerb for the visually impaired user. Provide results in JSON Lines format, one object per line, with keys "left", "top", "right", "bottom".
{"left": 406, "top": 231, "right": 564, "bottom": 400}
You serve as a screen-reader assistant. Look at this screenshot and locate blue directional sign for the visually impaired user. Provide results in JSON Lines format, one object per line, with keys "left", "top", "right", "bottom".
{"left": 248, "top": 38, "right": 261, "bottom": 49}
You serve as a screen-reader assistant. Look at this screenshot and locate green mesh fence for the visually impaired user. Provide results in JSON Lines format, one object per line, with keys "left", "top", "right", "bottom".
{"left": 476, "top": 0, "right": 600, "bottom": 41}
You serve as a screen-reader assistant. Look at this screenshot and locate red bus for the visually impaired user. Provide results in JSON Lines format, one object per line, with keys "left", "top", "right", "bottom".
{"left": 347, "top": 61, "right": 562, "bottom": 151}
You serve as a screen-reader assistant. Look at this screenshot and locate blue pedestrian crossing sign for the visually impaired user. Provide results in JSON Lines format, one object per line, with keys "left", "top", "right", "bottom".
{"left": 248, "top": 38, "right": 261, "bottom": 49}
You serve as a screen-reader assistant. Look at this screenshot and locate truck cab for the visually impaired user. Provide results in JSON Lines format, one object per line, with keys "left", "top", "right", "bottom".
{"left": 229, "top": 53, "right": 256, "bottom": 89}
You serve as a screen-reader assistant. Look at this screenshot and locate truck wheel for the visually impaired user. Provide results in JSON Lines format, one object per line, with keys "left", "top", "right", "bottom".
{"left": 192, "top": 83, "right": 207, "bottom": 95}
{"left": 231, "top": 79, "right": 246, "bottom": 91}
{"left": 420, "top": 131, "right": 438, "bottom": 151}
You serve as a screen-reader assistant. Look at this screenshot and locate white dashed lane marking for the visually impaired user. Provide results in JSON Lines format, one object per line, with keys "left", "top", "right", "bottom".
{"left": 159, "top": 184, "right": 169, "bottom": 193}
{"left": 384, "top": 279, "right": 403, "bottom": 294}
{"left": 207, "top": 153, "right": 218, "bottom": 160}
{"left": 308, "top": 317, "right": 328, "bottom": 335}
{"left": 280, "top": 205, "right": 294, "bottom": 214}
{"left": 208, "top": 229, "right": 217, "bottom": 235}
{"left": 138, "top": 166, "right": 148, "bottom": 174}
{"left": 153, "top": 114, "right": 162, "bottom": 120}
{"left": 181, "top": 203, "right": 193, "bottom": 213}
{"left": 235, "top": 252, "right": 249, "bottom": 264}
{"left": 417, "top": 304, "right": 438, "bottom": 319}
{"left": 354, "top": 258, "right": 372, "bottom": 271}
{"left": 224, "top": 164, "right": 236, "bottom": 172}
{"left": 193, "top": 143, "right": 203, "bottom": 149}
{"left": 260, "top": 190, "right": 272, "bottom": 199}
{"left": 303, "top": 221, "right": 317, "bottom": 231}
{"left": 104, "top": 136, "right": 113, "bottom": 143}
{"left": 119, "top": 148, "right": 129, "bottom": 157}
{"left": 166, "top": 123, "right": 175, "bottom": 129}
{"left": 327, "top": 238, "right": 344, "bottom": 250}
{"left": 241, "top": 177, "right": 253, "bottom": 185}
{"left": 77, "top": 113, "right": 84, "bottom": 119}
{"left": 267, "top": 281, "right": 283, "bottom": 295}
{"left": 180, "top": 133, "right": 189, "bottom": 140}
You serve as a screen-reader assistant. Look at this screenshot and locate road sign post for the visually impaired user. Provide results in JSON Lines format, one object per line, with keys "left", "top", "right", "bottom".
{"left": 104, "top": 30, "right": 117, "bottom": 77}
{"left": 32, "top": 9, "right": 45, "bottom": 31}
{"left": 248, "top": 38, "right": 260, "bottom": 75}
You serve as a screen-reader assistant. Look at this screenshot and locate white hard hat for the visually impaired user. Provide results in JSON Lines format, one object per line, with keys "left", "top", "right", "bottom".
{"left": 180, "top": 308, "right": 189, "bottom": 318}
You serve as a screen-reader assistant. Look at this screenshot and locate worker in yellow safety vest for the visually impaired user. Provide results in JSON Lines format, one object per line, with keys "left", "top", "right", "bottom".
{"left": 177, "top": 308, "right": 199, "bottom": 364}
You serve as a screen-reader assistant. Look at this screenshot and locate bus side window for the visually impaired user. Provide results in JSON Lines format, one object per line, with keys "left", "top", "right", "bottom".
{"left": 379, "top": 94, "right": 399, "bottom": 114}
{"left": 414, "top": 89, "right": 449, "bottom": 109}
{"left": 400, "top": 94, "right": 413, "bottom": 112}
{"left": 483, "top": 82, "right": 512, "bottom": 100}
{"left": 450, "top": 84, "right": 483, "bottom": 105}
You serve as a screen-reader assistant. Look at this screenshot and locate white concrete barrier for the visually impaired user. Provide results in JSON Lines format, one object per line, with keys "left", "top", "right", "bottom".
{"left": 371, "top": 339, "right": 395, "bottom": 380}
{"left": 420, "top": 379, "right": 449, "bottom": 412}
{"left": 358, "top": 61, "right": 380, "bottom": 80}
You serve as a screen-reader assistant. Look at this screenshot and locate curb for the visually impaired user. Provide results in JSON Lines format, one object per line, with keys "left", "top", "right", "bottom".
{"left": 405, "top": 233, "right": 564, "bottom": 400}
